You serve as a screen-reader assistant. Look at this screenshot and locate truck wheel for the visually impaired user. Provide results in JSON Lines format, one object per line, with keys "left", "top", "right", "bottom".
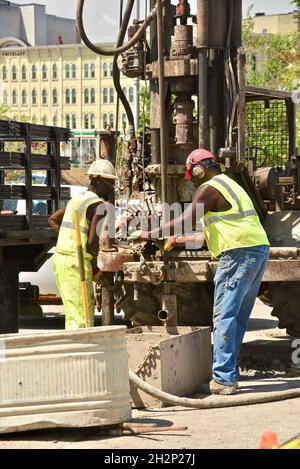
{"left": 259, "top": 282, "right": 300, "bottom": 337}
{"left": 121, "top": 283, "right": 214, "bottom": 327}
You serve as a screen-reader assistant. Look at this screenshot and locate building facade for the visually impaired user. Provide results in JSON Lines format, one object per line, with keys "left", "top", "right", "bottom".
{"left": 251, "top": 10, "right": 300, "bottom": 35}
{"left": 0, "top": 40, "right": 135, "bottom": 130}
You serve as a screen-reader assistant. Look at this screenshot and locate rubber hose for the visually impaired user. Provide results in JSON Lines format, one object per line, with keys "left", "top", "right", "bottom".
{"left": 129, "top": 369, "right": 300, "bottom": 409}
{"left": 77, "top": 0, "right": 157, "bottom": 56}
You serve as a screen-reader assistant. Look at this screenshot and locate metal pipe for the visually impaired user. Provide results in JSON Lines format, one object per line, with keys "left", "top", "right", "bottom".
{"left": 77, "top": 0, "right": 157, "bottom": 57}
{"left": 197, "top": 0, "right": 209, "bottom": 149}
{"left": 157, "top": 0, "right": 168, "bottom": 207}
{"left": 237, "top": 48, "right": 246, "bottom": 162}
{"left": 101, "top": 272, "right": 115, "bottom": 326}
{"left": 157, "top": 309, "right": 170, "bottom": 322}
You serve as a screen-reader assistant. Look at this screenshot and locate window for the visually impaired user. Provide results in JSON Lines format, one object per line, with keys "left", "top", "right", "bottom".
{"left": 90, "top": 63, "right": 96, "bottom": 78}
{"left": 12, "top": 65, "right": 17, "bottom": 81}
{"left": 21, "top": 65, "right": 27, "bottom": 80}
{"left": 122, "top": 87, "right": 127, "bottom": 98}
{"left": 90, "top": 88, "right": 95, "bottom": 104}
{"left": 42, "top": 89, "right": 48, "bottom": 105}
{"left": 84, "top": 113, "right": 89, "bottom": 129}
{"left": 84, "top": 88, "right": 89, "bottom": 104}
{"left": 53, "top": 89, "right": 58, "bottom": 105}
{"left": 71, "top": 64, "right": 76, "bottom": 79}
{"left": 42, "top": 115, "right": 47, "bottom": 125}
{"left": 251, "top": 55, "right": 257, "bottom": 72}
{"left": 2, "top": 89, "right": 8, "bottom": 105}
{"left": 84, "top": 63, "right": 89, "bottom": 79}
{"left": 32, "top": 89, "right": 37, "bottom": 105}
{"left": 109, "top": 113, "right": 114, "bottom": 128}
{"left": 21, "top": 89, "right": 27, "bottom": 106}
{"left": 103, "top": 88, "right": 108, "bottom": 104}
{"left": 53, "top": 115, "right": 58, "bottom": 126}
{"left": 71, "top": 113, "right": 76, "bottom": 129}
{"left": 65, "top": 89, "right": 70, "bottom": 104}
{"left": 65, "top": 64, "right": 70, "bottom": 79}
{"left": 52, "top": 63, "right": 58, "bottom": 80}
{"left": 122, "top": 113, "right": 127, "bottom": 129}
{"left": 109, "top": 62, "right": 113, "bottom": 77}
{"left": 12, "top": 89, "right": 17, "bottom": 105}
{"left": 32, "top": 64, "right": 37, "bottom": 80}
{"left": 2, "top": 65, "right": 7, "bottom": 81}
{"left": 109, "top": 88, "right": 114, "bottom": 104}
{"left": 65, "top": 114, "right": 70, "bottom": 128}
{"left": 129, "top": 87, "right": 134, "bottom": 104}
{"left": 103, "top": 113, "right": 108, "bottom": 127}
{"left": 42, "top": 64, "right": 47, "bottom": 80}
{"left": 103, "top": 63, "right": 108, "bottom": 77}
{"left": 90, "top": 113, "right": 95, "bottom": 129}
{"left": 71, "top": 89, "right": 76, "bottom": 104}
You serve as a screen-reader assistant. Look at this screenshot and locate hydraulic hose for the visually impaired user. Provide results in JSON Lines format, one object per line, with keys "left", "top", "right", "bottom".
{"left": 129, "top": 369, "right": 300, "bottom": 409}
{"left": 77, "top": 0, "right": 157, "bottom": 57}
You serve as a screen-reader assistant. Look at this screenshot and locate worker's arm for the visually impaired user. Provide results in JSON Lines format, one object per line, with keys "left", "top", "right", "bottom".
{"left": 141, "top": 185, "right": 220, "bottom": 240}
{"left": 48, "top": 208, "right": 66, "bottom": 233}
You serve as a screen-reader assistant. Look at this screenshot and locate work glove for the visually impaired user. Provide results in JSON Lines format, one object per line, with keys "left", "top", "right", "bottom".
{"left": 129, "top": 230, "right": 144, "bottom": 243}
{"left": 92, "top": 267, "right": 102, "bottom": 283}
{"left": 163, "top": 236, "right": 177, "bottom": 252}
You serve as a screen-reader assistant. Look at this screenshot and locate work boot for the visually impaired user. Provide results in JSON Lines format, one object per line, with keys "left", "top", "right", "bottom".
{"left": 209, "top": 379, "right": 239, "bottom": 395}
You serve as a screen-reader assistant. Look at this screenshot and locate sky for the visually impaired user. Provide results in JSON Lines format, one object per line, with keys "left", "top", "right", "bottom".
{"left": 11, "top": 0, "right": 295, "bottom": 42}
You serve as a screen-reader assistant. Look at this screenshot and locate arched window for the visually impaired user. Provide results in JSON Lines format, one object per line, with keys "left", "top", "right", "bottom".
{"left": 71, "top": 88, "right": 76, "bottom": 104}
{"left": 251, "top": 54, "right": 257, "bottom": 72}
{"left": 42, "top": 115, "right": 47, "bottom": 125}
{"left": 42, "top": 89, "right": 48, "bottom": 105}
{"left": 21, "top": 89, "right": 27, "bottom": 105}
{"left": 102, "top": 113, "right": 108, "bottom": 127}
{"left": 71, "top": 64, "right": 76, "bottom": 79}
{"left": 2, "top": 89, "right": 8, "bottom": 105}
{"left": 52, "top": 89, "right": 58, "bottom": 105}
{"left": 21, "top": 64, "right": 27, "bottom": 80}
{"left": 2, "top": 65, "right": 7, "bottom": 81}
{"left": 122, "top": 87, "right": 127, "bottom": 98}
{"left": 84, "top": 88, "right": 89, "bottom": 104}
{"left": 109, "top": 113, "right": 114, "bottom": 128}
{"left": 122, "top": 113, "right": 127, "bottom": 129}
{"left": 32, "top": 89, "right": 37, "bottom": 105}
{"left": 84, "top": 63, "right": 89, "bottom": 79}
{"left": 65, "top": 64, "right": 70, "bottom": 79}
{"left": 53, "top": 115, "right": 58, "bottom": 126}
{"left": 12, "top": 89, "right": 17, "bottom": 105}
{"left": 103, "top": 88, "right": 108, "bottom": 104}
{"left": 103, "top": 63, "right": 108, "bottom": 78}
{"left": 109, "top": 88, "right": 114, "bottom": 104}
{"left": 52, "top": 63, "right": 58, "bottom": 80}
{"left": 12, "top": 65, "right": 17, "bottom": 81}
{"left": 90, "top": 63, "right": 96, "bottom": 78}
{"left": 65, "top": 88, "right": 70, "bottom": 104}
{"left": 32, "top": 64, "right": 37, "bottom": 80}
{"left": 65, "top": 114, "right": 70, "bottom": 128}
{"left": 90, "top": 88, "right": 95, "bottom": 104}
{"left": 90, "top": 113, "right": 95, "bottom": 129}
{"left": 71, "top": 113, "right": 77, "bottom": 129}
{"left": 109, "top": 62, "right": 113, "bottom": 77}
{"left": 84, "top": 113, "right": 89, "bottom": 129}
{"left": 129, "top": 87, "right": 134, "bottom": 104}
{"left": 42, "top": 64, "right": 47, "bottom": 80}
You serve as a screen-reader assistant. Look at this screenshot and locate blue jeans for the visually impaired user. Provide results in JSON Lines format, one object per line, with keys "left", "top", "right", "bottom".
{"left": 213, "top": 245, "right": 270, "bottom": 385}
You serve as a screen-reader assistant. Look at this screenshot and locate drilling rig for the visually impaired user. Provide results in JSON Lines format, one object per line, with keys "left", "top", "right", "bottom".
{"left": 78, "top": 0, "right": 300, "bottom": 337}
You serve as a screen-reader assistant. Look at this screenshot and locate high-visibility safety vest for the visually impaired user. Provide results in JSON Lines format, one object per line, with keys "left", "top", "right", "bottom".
{"left": 56, "top": 190, "right": 103, "bottom": 260}
{"left": 203, "top": 174, "right": 270, "bottom": 260}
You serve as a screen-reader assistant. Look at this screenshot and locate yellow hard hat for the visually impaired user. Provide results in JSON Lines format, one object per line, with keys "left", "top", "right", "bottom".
{"left": 87, "top": 159, "right": 118, "bottom": 180}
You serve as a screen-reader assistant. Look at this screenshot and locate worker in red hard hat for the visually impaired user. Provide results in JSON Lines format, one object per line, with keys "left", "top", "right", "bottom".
{"left": 131, "top": 148, "right": 270, "bottom": 396}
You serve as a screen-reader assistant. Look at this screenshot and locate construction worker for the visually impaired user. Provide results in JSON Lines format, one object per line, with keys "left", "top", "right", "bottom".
{"left": 49, "top": 159, "right": 117, "bottom": 330}
{"left": 131, "top": 148, "right": 270, "bottom": 395}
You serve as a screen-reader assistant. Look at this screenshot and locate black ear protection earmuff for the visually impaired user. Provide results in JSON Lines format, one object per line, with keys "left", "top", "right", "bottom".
{"left": 190, "top": 163, "right": 206, "bottom": 179}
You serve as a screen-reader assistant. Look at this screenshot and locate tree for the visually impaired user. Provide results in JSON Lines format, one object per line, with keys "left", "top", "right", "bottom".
{"left": 0, "top": 104, "right": 9, "bottom": 120}
{"left": 291, "top": 0, "right": 300, "bottom": 9}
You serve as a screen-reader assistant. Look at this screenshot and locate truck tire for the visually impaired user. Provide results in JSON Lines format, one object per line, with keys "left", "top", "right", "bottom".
{"left": 259, "top": 282, "right": 300, "bottom": 337}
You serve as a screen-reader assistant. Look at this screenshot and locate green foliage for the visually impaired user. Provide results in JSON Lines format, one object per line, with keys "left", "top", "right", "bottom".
{"left": 0, "top": 104, "right": 9, "bottom": 120}
{"left": 138, "top": 86, "right": 150, "bottom": 131}
{"left": 291, "top": 0, "right": 300, "bottom": 9}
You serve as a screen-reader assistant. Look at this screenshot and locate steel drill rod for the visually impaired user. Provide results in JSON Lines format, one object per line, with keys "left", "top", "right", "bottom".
{"left": 101, "top": 272, "right": 115, "bottom": 326}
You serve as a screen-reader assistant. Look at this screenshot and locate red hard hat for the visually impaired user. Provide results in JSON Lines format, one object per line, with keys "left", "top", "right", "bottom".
{"left": 185, "top": 149, "right": 216, "bottom": 180}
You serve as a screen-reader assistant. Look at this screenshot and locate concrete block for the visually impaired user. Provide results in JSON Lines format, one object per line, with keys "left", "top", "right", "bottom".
{"left": 127, "top": 326, "right": 212, "bottom": 408}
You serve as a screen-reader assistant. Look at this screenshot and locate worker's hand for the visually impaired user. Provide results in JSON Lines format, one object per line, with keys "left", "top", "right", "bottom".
{"left": 163, "top": 236, "right": 177, "bottom": 252}
{"left": 92, "top": 267, "right": 102, "bottom": 283}
{"left": 129, "top": 230, "right": 148, "bottom": 243}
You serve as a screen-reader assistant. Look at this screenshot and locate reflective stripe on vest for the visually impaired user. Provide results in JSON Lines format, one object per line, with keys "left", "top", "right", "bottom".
{"left": 60, "top": 221, "right": 89, "bottom": 235}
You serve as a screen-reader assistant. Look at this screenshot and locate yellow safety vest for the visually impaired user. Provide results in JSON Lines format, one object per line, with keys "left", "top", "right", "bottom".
{"left": 56, "top": 190, "right": 103, "bottom": 260}
{"left": 203, "top": 174, "right": 270, "bottom": 260}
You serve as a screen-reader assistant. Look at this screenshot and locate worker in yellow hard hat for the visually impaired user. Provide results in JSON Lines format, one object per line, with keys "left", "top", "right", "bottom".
{"left": 49, "top": 159, "right": 117, "bottom": 329}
